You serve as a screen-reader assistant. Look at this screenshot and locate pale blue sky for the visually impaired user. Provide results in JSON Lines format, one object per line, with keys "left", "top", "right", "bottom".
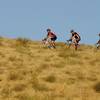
{"left": 0, "top": 0, "right": 100, "bottom": 44}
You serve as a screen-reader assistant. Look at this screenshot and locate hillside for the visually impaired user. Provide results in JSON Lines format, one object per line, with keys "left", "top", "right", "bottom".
{"left": 0, "top": 37, "right": 100, "bottom": 100}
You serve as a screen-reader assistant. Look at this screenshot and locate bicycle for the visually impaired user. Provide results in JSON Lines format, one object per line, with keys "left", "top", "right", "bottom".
{"left": 65, "top": 38, "right": 79, "bottom": 50}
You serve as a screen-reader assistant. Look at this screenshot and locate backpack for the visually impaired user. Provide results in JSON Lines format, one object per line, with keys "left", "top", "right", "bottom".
{"left": 74, "top": 32, "right": 81, "bottom": 41}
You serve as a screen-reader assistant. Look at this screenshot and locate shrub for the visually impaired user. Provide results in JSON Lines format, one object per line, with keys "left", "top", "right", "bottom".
{"left": 30, "top": 72, "right": 49, "bottom": 91}
{"left": 44, "top": 75, "right": 56, "bottom": 83}
{"left": 7, "top": 71, "right": 23, "bottom": 81}
{"left": 0, "top": 36, "right": 3, "bottom": 46}
{"left": 16, "top": 38, "right": 30, "bottom": 47}
{"left": 12, "top": 83, "right": 26, "bottom": 92}
{"left": 93, "top": 82, "right": 100, "bottom": 93}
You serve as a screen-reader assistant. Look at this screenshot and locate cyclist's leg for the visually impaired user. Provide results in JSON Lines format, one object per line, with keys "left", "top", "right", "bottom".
{"left": 72, "top": 38, "right": 78, "bottom": 50}
{"left": 51, "top": 37, "right": 56, "bottom": 48}
{"left": 75, "top": 39, "right": 80, "bottom": 50}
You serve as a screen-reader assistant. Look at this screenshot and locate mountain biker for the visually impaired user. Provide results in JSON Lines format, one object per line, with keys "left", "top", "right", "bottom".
{"left": 47, "top": 29, "right": 57, "bottom": 41}
{"left": 67, "top": 29, "right": 81, "bottom": 44}
{"left": 96, "top": 33, "right": 100, "bottom": 48}
{"left": 46, "top": 28, "right": 57, "bottom": 48}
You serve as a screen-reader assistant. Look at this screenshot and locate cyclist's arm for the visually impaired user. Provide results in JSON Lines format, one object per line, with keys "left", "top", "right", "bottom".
{"left": 76, "top": 34, "right": 80, "bottom": 39}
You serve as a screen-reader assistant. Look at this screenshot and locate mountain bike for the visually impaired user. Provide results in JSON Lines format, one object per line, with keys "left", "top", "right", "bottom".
{"left": 65, "top": 38, "right": 79, "bottom": 50}
{"left": 42, "top": 37, "right": 56, "bottom": 49}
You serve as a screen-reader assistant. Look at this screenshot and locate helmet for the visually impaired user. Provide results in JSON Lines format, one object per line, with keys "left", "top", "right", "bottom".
{"left": 47, "top": 28, "right": 51, "bottom": 32}
{"left": 70, "top": 29, "right": 74, "bottom": 33}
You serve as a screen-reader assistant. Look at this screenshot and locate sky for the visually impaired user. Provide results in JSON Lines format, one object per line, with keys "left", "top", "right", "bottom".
{"left": 0, "top": 0, "right": 100, "bottom": 44}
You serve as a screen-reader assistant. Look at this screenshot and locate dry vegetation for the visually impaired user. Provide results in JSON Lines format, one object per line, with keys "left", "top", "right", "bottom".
{"left": 0, "top": 37, "right": 100, "bottom": 100}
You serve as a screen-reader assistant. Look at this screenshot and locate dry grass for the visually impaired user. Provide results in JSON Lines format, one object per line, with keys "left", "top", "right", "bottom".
{"left": 0, "top": 37, "right": 100, "bottom": 100}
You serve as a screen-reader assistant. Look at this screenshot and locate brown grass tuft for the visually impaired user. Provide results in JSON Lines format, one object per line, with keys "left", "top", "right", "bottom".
{"left": 16, "top": 38, "right": 30, "bottom": 47}
{"left": 44, "top": 75, "right": 56, "bottom": 83}
{"left": 93, "top": 82, "right": 100, "bottom": 93}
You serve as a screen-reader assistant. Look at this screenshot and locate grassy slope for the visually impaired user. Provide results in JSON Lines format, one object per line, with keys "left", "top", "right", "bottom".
{"left": 0, "top": 37, "right": 100, "bottom": 100}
